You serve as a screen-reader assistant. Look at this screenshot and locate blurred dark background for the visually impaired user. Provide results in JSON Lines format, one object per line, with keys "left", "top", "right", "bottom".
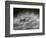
{"left": 13, "top": 8, "right": 39, "bottom": 17}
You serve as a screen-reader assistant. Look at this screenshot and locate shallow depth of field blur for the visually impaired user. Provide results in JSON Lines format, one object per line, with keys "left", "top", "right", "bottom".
{"left": 13, "top": 8, "right": 39, "bottom": 30}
